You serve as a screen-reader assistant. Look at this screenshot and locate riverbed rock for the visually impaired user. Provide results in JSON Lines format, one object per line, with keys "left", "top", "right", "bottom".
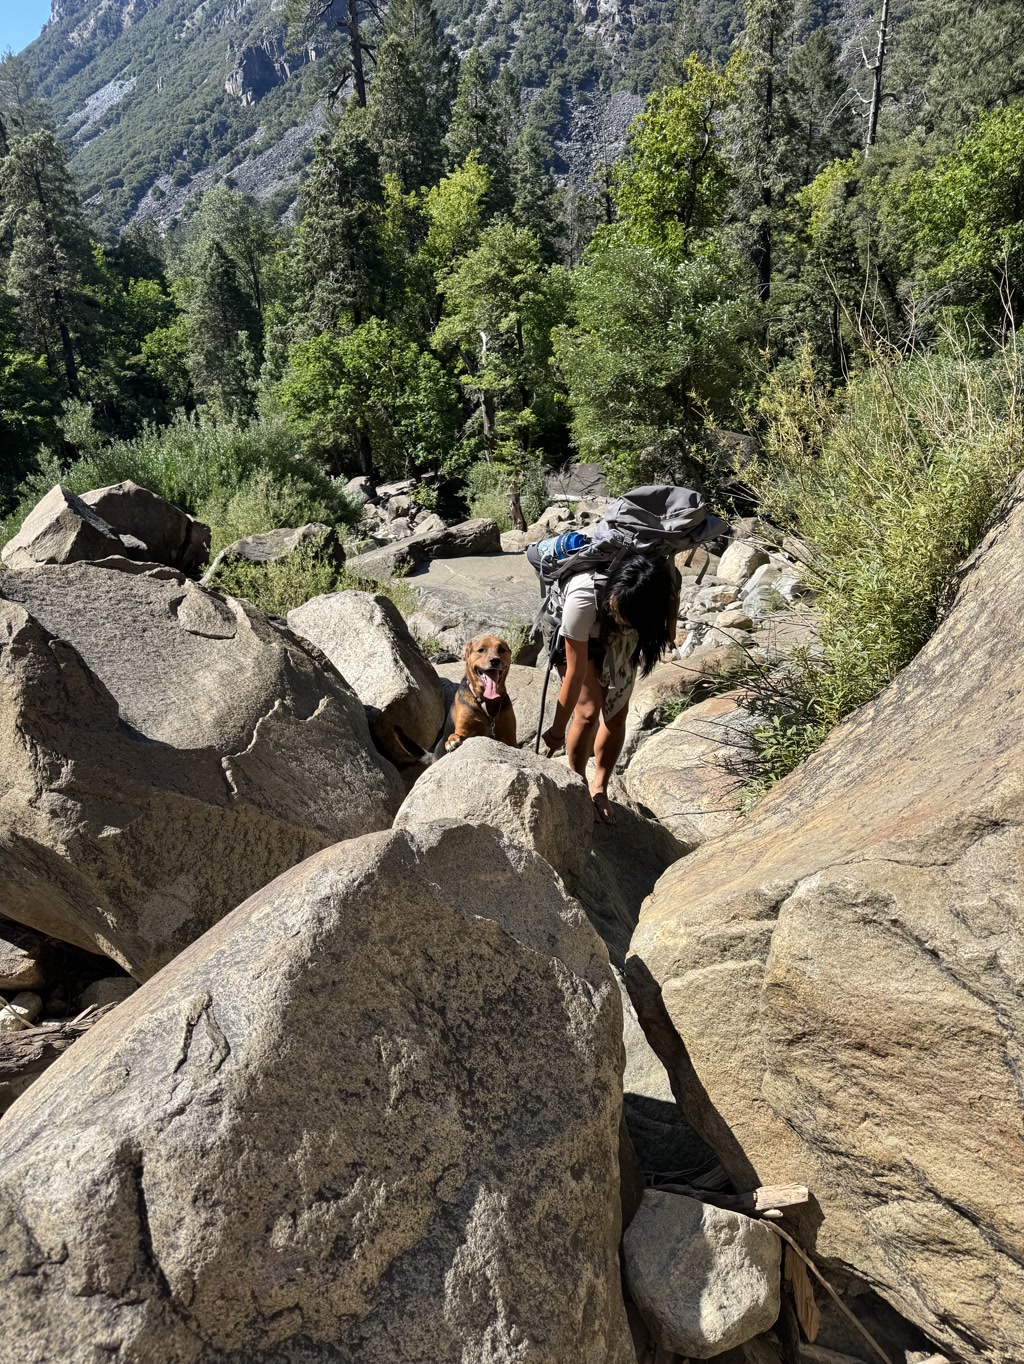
{"left": 624, "top": 1191, "right": 781, "bottom": 1357}
{"left": 625, "top": 693, "right": 757, "bottom": 846}
{"left": 0, "top": 821, "right": 632, "bottom": 1364}
{"left": 288, "top": 591, "right": 445, "bottom": 762}
{"left": 717, "top": 542, "right": 770, "bottom": 587}
{"left": 202, "top": 522, "right": 343, "bottom": 584}
{"left": 394, "top": 738, "right": 593, "bottom": 883}
{"left": 80, "top": 481, "right": 211, "bottom": 573}
{"left": 627, "top": 489, "right": 1024, "bottom": 1363}
{"left": 1, "top": 485, "right": 124, "bottom": 569}
{"left": 0, "top": 562, "right": 403, "bottom": 978}
{"left": 0, "top": 922, "right": 46, "bottom": 991}
{"left": 404, "top": 552, "right": 543, "bottom": 663}
{"left": 349, "top": 517, "right": 501, "bottom": 578}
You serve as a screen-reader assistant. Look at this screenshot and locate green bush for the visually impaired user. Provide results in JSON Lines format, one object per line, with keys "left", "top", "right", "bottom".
{"left": 465, "top": 456, "right": 547, "bottom": 530}
{"left": 0, "top": 411, "right": 360, "bottom": 551}
{"left": 741, "top": 336, "right": 1024, "bottom": 796}
{"left": 206, "top": 540, "right": 419, "bottom": 619}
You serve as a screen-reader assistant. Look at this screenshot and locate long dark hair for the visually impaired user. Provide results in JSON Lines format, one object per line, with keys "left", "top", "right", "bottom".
{"left": 603, "top": 552, "right": 676, "bottom": 678}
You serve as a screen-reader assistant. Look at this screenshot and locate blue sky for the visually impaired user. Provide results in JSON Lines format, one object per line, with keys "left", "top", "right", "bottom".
{"left": 1, "top": 0, "right": 51, "bottom": 57}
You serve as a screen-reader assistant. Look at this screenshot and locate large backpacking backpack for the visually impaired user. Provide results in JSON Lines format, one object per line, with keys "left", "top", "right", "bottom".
{"left": 527, "top": 484, "right": 729, "bottom": 752}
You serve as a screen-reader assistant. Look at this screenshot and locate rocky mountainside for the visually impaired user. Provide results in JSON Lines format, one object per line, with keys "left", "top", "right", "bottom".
{"left": 19, "top": 0, "right": 695, "bottom": 235}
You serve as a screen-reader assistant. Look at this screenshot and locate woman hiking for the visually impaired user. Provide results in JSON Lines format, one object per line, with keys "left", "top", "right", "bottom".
{"left": 542, "top": 551, "right": 677, "bottom": 824}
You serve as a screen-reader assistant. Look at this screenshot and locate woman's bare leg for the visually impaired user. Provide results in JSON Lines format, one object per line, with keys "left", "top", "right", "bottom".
{"left": 590, "top": 707, "right": 627, "bottom": 824}
{"left": 565, "top": 659, "right": 604, "bottom": 779}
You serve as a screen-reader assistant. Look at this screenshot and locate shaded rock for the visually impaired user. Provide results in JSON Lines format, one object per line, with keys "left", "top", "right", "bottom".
{"left": 545, "top": 461, "right": 607, "bottom": 502}
{"left": 0, "top": 991, "right": 42, "bottom": 1033}
{"left": 288, "top": 591, "right": 445, "bottom": 762}
{"left": 627, "top": 490, "right": 1024, "bottom": 1363}
{"left": 201, "top": 522, "right": 343, "bottom": 584}
{"left": 718, "top": 542, "right": 770, "bottom": 587}
{"left": 394, "top": 738, "right": 592, "bottom": 884}
{"left": 78, "top": 977, "right": 138, "bottom": 1009}
{"left": 350, "top": 518, "right": 501, "bottom": 578}
{"left": 624, "top": 1191, "right": 781, "bottom": 1358}
{"left": 0, "top": 922, "right": 46, "bottom": 991}
{"left": 0, "top": 821, "right": 632, "bottom": 1364}
{"left": 0, "top": 563, "right": 403, "bottom": 978}
{"left": 344, "top": 474, "right": 374, "bottom": 501}
{"left": 1, "top": 485, "right": 124, "bottom": 570}
{"left": 625, "top": 693, "right": 756, "bottom": 845}
{"left": 80, "top": 480, "right": 210, "bottom": 573}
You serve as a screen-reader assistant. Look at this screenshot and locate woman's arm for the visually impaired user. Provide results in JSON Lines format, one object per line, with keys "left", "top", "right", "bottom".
{"left": 543, "top": 636, "right": 588, "bottom": 755}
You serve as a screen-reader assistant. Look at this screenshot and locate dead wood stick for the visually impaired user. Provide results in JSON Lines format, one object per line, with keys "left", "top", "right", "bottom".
{"left": 764, "top": 1223, "right": 894, "bottom": 1364}
{"left": 655, "top": 1181, "right": 809, "bottom": 1213}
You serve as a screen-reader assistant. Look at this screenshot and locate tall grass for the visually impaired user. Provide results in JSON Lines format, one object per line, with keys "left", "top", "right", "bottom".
{"left": 207, "top": 540, "right": 420, "bottom": 619}
{"left": 740, "top": 333, "right": 1023, "bottom": 796}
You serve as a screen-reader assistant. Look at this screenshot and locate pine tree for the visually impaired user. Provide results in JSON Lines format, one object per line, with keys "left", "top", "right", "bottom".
{"left": 294, "top": 102, "right": 387, "bottom": 331}
{"left": 445, "top": 49, "right": 515, "bottom": 215}
{"left": 367, "top": 0, "right": 457, "bottom": 192}
{"left": 0, "top": 120, "right": 98, "bottom": 400}
{"left": 286, "top": 0, "right": 376, "bottom": 107}
{"left": 185, "top": 237, "right": 261, "bottom": 417}
{"left": 511, "top": 126, "right": 564, "bottom": 263}
{"left": 731, "top": 0, "right": 796, "bottom": 302}
{"left": 782, "top": 29, "right": 857, "bottom": 189}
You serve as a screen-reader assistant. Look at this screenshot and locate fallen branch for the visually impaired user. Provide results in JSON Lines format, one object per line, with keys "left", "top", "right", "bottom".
{"left": 764, "top": 1222, "right": 895, "bottom": 1364}
{"left": 0, "top": 1005, "right": 114, "bottom": 1112}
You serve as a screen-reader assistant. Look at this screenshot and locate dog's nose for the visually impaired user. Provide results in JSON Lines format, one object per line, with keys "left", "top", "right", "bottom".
{"left": 487, "top": 658, "right": 501, "bottom": 667}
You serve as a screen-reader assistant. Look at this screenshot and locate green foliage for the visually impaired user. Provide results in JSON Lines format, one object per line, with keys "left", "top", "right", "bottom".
{"left": 276, "top": 317, "right": 463, "bottom": 479}
{"left": 611, "top": 56, "right": 737, "bottom": 258}
{"left": 444, "top": 49, "right": 515, "bottom": 215}
{"left": 204, "top": 540, "right": 420, "bottom": 619}
{"left": 433, "top": 221, "right": 573, "bottom": 459}
{"left": 554, "top": 243, "right": 755, "bottom": 489}
{"left": 1, "top": 411, "right": 359, "bottom": 548}
{"left": 896, "top": 101, "right": 1024, "bottom": 328}
{"left": 464, "top": 456, "right": 547, "bottom": 529}
{"left": 739, "top": 338, "right": 1024, "bottom": 794}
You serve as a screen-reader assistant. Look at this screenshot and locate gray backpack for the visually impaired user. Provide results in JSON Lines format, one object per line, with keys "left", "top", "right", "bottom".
{"left": 528, "top": 485, "right": 728, "bottom": 751}
{"left": 528, "top": 484, "right": 728, "bottom": 634}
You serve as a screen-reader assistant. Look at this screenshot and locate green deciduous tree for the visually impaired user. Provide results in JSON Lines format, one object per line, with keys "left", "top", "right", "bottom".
{"left": 554, "top": 242, "right": 755, "bottom": 489}
{"left": 277, "top": 317, "right": 462, "bottom": 479}
{"left": 433, "top": 221, "right": 572, "bottom": 460}
{"left": 612, "top": 55, "right": 737, "bottom": 259}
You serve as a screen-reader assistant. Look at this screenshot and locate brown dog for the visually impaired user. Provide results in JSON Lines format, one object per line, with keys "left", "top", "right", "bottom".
{"left": 434, "top": 635, "right": 516, "bottom": 759}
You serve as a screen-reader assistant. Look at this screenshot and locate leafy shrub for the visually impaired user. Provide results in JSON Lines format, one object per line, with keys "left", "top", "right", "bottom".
{"left": 465, "top": 456, "right": 547, "bottom": 530}
{"left": 0, "top": 411, "right": 360, "bottom": 550}
{"left": 207, "top": 541, "right": 420, "bottom": 619}
{"left": 740, "top": 337, "right": 1024, "bottom": 796}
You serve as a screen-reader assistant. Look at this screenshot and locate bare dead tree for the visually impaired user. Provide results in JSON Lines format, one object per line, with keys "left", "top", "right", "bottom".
{"left": 861, "top": 0, "right": 891, "bottom": 152}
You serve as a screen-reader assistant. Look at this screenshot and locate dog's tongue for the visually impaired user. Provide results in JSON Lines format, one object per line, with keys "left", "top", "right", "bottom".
{"left": 481, "top": 672, "right": 500, "bottom": 701}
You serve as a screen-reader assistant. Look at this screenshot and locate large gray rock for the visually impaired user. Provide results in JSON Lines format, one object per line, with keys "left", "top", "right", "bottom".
{"left": 0, "top": 821, "right": 632, "bottom": 1364}
{"left": 627, "top": 490, "right": 1024, "bottom": 1363}
{"left": 0, "top": 921, "right": 46, "bottom": 991}
{"left": 80, "top": 481, "right": 211, "bottom": 573}
{"left": 349, "top": 517, "right": 501, "bottom": 579}
{"left": 402, "top": 551, "right": 543, "bottom": 663}
{"left": 623, "top": 1191, "right": 781, "bottom": 1357}
{"left": 394, "top": 738, "right": 593, "bottom": 883}
{"left": 624, "top": 693, "right": 757, "bottom": 846}
{"left": 288, "top": 591, "right": 445, "bottom": 762}
{"left": 0, "top": 562, "right": 403, "bottom": 978}
{"left": 717, "top": 541, "right": 770, "bottom": 587}
{"left": 201, "top": 522, "right": 343, "bottom": 585}
{"left": 1, "top": 485, "right": 124, "bottom": 569}
{"left": 620, "top": 645, "right": 747, "bottom": 767}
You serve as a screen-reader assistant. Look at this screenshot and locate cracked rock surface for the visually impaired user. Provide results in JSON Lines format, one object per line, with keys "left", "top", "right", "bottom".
{"left": 627, "top": 490, "right": 1024, "bottom": 1363}
{"left": 0, "top": 561, "right": 404, "bottom": 979}
{"left": 0, "top": 821, "right": 632, "bottom": 1364}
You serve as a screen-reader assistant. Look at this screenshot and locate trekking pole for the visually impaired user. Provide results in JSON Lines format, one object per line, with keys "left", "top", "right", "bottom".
{"left": 535, "top": 627, "right": 561, "bottom": 755}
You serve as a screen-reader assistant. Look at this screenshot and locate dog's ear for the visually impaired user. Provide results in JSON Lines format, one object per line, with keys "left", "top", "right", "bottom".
{"left": 464, "top": 636, "right": 479, "bottom": 667}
